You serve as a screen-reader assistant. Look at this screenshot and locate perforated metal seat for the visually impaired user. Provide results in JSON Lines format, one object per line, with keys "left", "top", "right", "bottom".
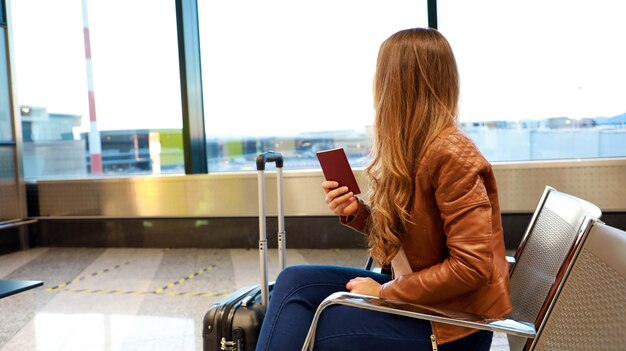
{"left": 530, "top": 222, "right": 626, "bottom": 350}
{"left": 301, "top": 187, "right": 605, "bottom": 351}
{"left": 507, "top": 186, "right": 602, "bottom": 350}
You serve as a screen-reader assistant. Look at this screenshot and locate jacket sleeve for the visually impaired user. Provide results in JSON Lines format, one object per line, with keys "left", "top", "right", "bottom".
{"left": 339, "top": 197, "right": 371, "bottom": 235}
{"left": 380, "top": 135, "right": 495, "bottom": 305}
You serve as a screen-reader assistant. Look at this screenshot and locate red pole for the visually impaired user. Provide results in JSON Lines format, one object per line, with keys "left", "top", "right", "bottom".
{"left": 81, "top": 0, "right": 102, "bottom": 174}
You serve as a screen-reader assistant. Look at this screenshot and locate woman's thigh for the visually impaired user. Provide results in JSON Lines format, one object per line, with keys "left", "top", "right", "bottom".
{"left": 263, "top": 265, "right": 492, "bottom": 351}
{"left": 257, "top": 265, "right": 391, "bottom": 351}
{"left": 314, "top": 305, "right": 434, "bottom": 351}
{"left": 269, "top": 264, "right": 391, "bottom": 310}
{"left": 314, "top": 306, "right": 493, "bottom": 351}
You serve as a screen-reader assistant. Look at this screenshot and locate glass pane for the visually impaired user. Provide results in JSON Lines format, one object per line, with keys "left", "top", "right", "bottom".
{"left": 0, "top": 146, "right": 19, "bottom": 220}
{"left": 199, "top": 0, "right": 428, "bottom": 172}
{"left": 0, "top": 28, "right": 13, "bottom": 142}
{"left": 439, "top": 0, "right": 626, "bottom": 162}
{"left": 10, "top": 0, "right": 184, "bottom": 179}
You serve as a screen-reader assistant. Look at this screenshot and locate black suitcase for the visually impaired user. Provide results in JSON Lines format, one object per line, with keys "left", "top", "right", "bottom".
{"left": 203, "top": 151, "right": 286, "bottom": 351}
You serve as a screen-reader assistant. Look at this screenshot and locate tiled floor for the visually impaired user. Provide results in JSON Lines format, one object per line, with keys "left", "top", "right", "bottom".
{"left": 0, "top": 247, "right": 509, "bottom": 351}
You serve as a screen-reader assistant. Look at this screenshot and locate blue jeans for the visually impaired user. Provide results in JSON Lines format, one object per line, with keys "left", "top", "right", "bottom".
{"left": 255, "top": 265, "right": 493, "bottom": 351}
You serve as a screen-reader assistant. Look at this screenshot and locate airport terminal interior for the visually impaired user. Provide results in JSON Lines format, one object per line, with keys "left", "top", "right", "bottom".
{"left": 2, "top": 0, "right": 626, "bottom": 351}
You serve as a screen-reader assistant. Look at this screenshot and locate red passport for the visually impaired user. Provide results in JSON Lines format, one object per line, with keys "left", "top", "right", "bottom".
{"left": 316, "top": 148, "right": 361, "bottom": 195}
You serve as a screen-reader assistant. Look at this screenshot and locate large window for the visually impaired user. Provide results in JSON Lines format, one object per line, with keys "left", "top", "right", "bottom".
{"left": 438, "top": 0, "right": 626, "bottom": 161}
{"left": 11, "top": 1, "right": 624, "bottom": 179}
{"left": 10, "top": 0, "right": 184, "bottom": 179}
{"left": 198, "top": 0, "right": 427, "bottom": 171}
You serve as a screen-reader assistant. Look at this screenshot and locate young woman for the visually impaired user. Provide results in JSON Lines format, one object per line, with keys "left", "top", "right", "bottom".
{"left": 256, "top": 27, "right": 512, "bottom": 351}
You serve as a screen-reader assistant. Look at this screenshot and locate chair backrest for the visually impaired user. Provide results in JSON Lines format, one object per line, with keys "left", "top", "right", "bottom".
{"left": 507, "top": 186, "right": 602, "bottom": 351}
{"left": 530, "top": 222, "right": 626, "bottom": 350}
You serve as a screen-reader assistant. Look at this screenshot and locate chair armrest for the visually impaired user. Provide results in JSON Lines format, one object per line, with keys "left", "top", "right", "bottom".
{"left": 301, "top": 292, "right": 536, "bottom": 351}
{"left": 507, "top": 255, "right": 516, "bottom": 271}
{"left": 506, "top": 255, "right": 516, "bottom": 265}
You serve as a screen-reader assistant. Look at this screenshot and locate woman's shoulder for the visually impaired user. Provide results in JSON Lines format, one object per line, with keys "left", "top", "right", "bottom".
{"left": 419, "top": 126, "right": 494, "bottom": 199}
{"left": 423, "top": 125, "right": 490, "bottom": 173}
{"left": 427, "top": 126, "right": 481, "bottom": 157}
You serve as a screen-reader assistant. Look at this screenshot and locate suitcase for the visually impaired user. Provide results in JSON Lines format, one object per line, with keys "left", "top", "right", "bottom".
{"left": 203, "top": 151, "right": 286, "bottom": 351}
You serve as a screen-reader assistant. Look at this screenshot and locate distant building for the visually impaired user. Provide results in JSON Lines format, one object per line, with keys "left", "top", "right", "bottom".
{"left": 21, "top": 106, "right": 81, "bottom": 142}
{"left": 20, "top": 106, "right": 87, "bottom": 179}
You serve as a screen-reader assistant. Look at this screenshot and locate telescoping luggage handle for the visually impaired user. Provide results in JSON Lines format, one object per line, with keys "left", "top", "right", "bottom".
{"left": 256, "top": 151, "right": 286, "bottom": 307}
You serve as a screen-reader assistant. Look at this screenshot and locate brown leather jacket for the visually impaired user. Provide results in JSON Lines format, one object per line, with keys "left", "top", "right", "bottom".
{"left": 342, "top": 126, "right": 512, "bottom": 345}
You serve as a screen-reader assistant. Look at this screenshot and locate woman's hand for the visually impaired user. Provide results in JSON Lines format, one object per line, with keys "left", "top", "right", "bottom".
{"left": 346, "top": 277, "right": 381, "bottom": 297}
{"left": 322, "top": 181, "right": 358, "bottom": 217}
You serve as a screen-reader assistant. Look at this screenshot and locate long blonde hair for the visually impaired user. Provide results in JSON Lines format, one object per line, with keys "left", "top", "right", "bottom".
{"left": 366, "top": 28, "right": 460, "bottom": 266}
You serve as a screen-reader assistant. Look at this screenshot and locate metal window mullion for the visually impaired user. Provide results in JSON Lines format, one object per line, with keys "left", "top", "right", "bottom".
{"left": 3, "top": 0, "right": 27, "bottom": 222}
{"left": 1, "top": 0, "right": 5, "bottom": 26}
{"left": 427, "top": 0, "right": 438, "bottom": 29}
{"left": 176, "top": 0, "right": 207, "bottom": 174}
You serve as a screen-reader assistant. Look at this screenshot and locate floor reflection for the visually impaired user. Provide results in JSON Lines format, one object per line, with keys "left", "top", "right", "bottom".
{"left": 32, "top": 313, "right": 194, "bottom": 351}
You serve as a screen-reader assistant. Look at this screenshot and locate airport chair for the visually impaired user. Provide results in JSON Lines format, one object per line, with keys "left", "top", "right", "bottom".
{"left": 506, "top": 187, "right": 601, "bottom": 350}
{"left": 301, "top": 187, "right": 603, "bottom": 351}
{"left": 529, "top": 221, "right": 626, "bottom": 350}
